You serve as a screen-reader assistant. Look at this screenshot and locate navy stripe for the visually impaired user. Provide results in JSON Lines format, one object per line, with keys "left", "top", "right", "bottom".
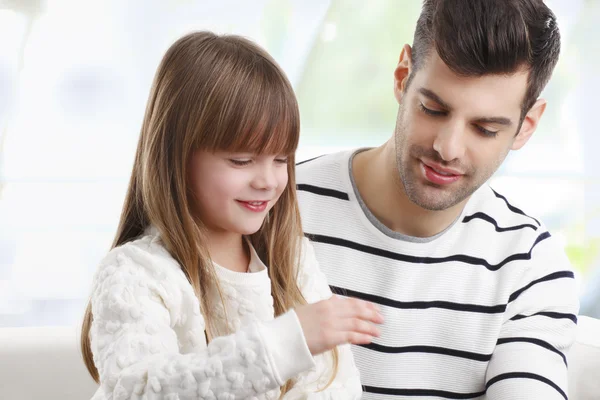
{"left": 486, "top": 372, "right": 567, "bottom": 400}
{"left": 330, "top": 285, "right": 506, "bottom": 314}
{"left": 463, "top": 212, "right": 538, "bottom": 232}
{"left": 491, "top": 188, "right": 541, "bottom": 226}
{"left": 297, "top": 184, "right": 349, "bottom": 201}
{"left": 509, "top": 270, "right": 575, "bottom": 303}
{"left": 510, "top": 311, "right": 577, "bottom": 324}
{"left": 306, "top": 231, "right": 551, "bottom": 271}
{"left": 363, "top": 385, "right": 486, "bottom": 399}
{"left": 296, "top": 154, "right": 324, "bottom": 166}
{"left": 361, "top": 342, "right": 492, "bottom": 362}
{"left": 363, "top": 371, "right": 566, "bottom": 399}
{"left": 496, "top": 337, "right": 567, "bottom": 366}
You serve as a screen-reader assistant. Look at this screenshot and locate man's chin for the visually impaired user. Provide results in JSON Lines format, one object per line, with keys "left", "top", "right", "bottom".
{"left": 407, "top": 187, "right": 464, "bottom": 211}
{"left": 413, "top": 199, "right": 453, "bottom": 211}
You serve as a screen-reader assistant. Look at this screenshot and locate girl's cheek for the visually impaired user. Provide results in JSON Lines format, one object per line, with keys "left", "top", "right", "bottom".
{"left": 278, "top": 168, "right": 289, "bottom": 188}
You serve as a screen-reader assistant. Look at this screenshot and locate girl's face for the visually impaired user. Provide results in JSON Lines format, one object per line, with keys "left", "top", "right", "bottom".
{"left": 188, "top": 150, "right": 289, "bottom": 237}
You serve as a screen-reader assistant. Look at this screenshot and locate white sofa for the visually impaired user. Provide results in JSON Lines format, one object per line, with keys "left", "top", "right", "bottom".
{"left": 0, "top": 325, "right": 98, "bottom": 399}
{"left": 1, "top": 316, "right": 599, "bottom": 400}
{"left": 568, "top": 316, "right": 600, "bottom": 399}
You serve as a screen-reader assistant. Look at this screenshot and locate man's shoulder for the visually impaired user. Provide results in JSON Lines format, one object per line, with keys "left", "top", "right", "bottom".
{"left": 295, "top": 149, "right": 354, "bottom": 182}
{"left": 470, "top": 185, "right": 543, "bottom": 227}
{"left": 465, "top": 184, "right": 557, "bottom": 252}
{"left": 295, "top": 149, "right": 358, "bottom": 209}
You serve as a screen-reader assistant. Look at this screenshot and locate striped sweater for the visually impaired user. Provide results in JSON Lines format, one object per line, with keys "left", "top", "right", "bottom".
{"left": 296, "top": 149, "right": 579, "bottom": 400}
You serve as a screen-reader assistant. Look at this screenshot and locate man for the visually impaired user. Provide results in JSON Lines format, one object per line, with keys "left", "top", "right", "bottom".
{"left": 296, "top": 0, "right": 579, "bottom": 398}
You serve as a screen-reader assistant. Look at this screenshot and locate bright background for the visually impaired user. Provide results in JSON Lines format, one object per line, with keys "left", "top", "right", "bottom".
{"left": 1, "top": 0, "right": 599, "bottom": 327}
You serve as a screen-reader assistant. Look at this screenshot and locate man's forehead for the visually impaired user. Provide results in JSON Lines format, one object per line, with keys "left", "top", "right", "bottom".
{"left": 412, "top": 52, "right": 529, "bottom": 115}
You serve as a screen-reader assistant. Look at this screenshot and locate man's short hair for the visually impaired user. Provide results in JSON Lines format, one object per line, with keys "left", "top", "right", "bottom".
{"left": 409, "top": 0, "right": 561, "bottom": 121}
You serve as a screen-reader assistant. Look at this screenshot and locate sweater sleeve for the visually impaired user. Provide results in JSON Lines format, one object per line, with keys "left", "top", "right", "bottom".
{"left": 485, "top": 234, "right": 579, "bottom": 399}
{"left": 280, "top": 238, "right": 363, "bottom": 399}
{"left": 90, "top": 245, "right": 315, "bottom": 400}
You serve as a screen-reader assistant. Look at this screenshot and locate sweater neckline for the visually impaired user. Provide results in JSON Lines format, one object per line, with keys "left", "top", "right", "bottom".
{"left": 144, "top": 225, "right": 270, "bottom": 286}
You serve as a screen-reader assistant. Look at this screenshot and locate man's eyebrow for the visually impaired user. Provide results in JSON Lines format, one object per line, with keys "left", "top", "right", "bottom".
{"left": 419, "top": 87, "right": 514, "bottom": 127}
{"left": 474, "top": 116, "right": 513, "bottom": 127}
{"left": 418, "top": 88, "right": 452, "bottom": 110}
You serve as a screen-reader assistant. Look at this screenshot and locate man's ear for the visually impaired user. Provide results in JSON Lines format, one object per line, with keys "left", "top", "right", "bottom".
{"left": 512, "top": 99, "right": 546, "bottom": 150}
{"left": 394, "top": 44, "right": 413, "bottom": 103}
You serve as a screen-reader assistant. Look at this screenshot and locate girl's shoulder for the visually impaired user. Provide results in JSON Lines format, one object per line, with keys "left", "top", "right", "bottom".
{"left": 94, "top": 229, "right": 189, "bottom": 290}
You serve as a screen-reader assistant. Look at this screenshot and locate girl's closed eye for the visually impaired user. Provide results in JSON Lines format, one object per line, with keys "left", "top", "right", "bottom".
{"left": 275, "top": 156, "right": 289, "bottom": 164}
{"left": 229, "top": 158, "right": 252, "bottom": 166}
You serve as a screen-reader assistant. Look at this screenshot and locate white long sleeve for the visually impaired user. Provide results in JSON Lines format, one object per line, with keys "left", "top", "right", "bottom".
{"left": 89, "top": 234, "right": 315, "bottom": 400}
{"left": 89, "top": 231, "right": 361, "bottom": 400}
{"left": 484, "top": 235, "right": 579, "bottom": 399}
{"left": 282, "top": 238, "right": 363, "bottom": 399}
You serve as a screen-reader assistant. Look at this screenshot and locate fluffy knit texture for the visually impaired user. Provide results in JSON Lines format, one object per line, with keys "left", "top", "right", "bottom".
{"left": 89, "top": 227, "right": 362, "bottom": 400}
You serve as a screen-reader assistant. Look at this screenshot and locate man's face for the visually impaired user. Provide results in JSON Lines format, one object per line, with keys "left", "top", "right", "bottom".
{"left": 394, "top": 50, "right": 531, "bottom": 211}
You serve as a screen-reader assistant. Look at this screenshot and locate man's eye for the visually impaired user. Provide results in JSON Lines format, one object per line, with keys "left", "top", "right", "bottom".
{"left": 475, "top": 125, "right": 499, "bottom": 138}
{"left": 419, "top": 103, "right": 446, "bottom": 117}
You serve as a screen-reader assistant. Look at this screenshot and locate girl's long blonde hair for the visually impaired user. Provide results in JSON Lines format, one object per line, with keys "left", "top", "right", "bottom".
{"left": 81, "top": 31, "right": 337, "bottom": 393}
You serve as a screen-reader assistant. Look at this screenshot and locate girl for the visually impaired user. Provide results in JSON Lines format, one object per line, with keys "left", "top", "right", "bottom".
{"left": 81, "top": 31, "right": 383, "bottom": 399}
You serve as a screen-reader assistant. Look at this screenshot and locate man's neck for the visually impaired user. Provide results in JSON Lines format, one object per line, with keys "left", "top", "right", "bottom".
{"left": 352, "top": 142, "right": 468, "bottom": 238}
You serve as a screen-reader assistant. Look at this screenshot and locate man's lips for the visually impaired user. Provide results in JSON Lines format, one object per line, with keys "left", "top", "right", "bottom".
{"left": 421, "top": 160, "right": 463, "bottom": 176}
{"left": 420, "top": 160, "right": 463, "bottom": 185}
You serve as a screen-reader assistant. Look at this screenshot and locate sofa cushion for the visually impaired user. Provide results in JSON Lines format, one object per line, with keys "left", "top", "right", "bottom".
{"left": 0, "top": 326, "right": 98, "bottom": 400}
{"left": 568, "top": 315, "right": 600, "bottom": 400}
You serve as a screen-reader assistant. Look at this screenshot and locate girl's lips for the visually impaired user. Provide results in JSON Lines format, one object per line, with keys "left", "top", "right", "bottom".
{"left": 236, "top": 200, "right": 269, "bottom": 212}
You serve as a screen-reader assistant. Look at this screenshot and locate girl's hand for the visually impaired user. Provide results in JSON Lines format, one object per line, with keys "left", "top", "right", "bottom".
{"left": 295, "top": 295, "right": 384, "bottom": 356}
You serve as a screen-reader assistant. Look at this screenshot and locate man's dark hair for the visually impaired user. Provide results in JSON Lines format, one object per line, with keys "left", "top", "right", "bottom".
{"left": 408, "top": 0, "right": 561, "bottom": 122}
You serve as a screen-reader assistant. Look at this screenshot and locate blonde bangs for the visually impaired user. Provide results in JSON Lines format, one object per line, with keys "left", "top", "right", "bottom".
{"left": 192, "top": 44, "right": 299, "bottom": 157}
